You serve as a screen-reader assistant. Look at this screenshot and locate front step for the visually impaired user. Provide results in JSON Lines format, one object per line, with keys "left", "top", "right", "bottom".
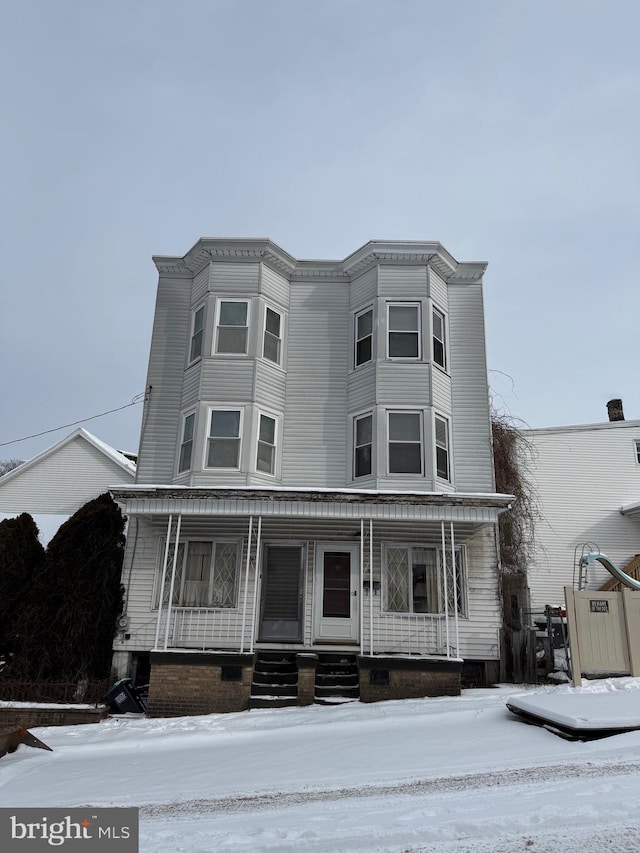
{"left": 315, "top": 654, "right": 359, "bottom": 704}
{"left": 249, "top": 652, "right": 298, "bottom": 710}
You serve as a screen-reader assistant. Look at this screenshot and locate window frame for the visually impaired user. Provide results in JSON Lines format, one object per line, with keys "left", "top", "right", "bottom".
{"left": 382, "top": 543, "right": 467, "bottom": 616}
{"left": 205, "top": 407, "right": 243, "bottom": 470}
{"left": 189, "top": 303, "right": 206, "bottom": 364}
{"left": 354, "top": 306, "right": 374, "bottom": 368}
{"left": 353, "top": 411, "right": 374, "bottom": 479}
{"left": 256, "top": 411, "right": 278, "bottom": 476}
{"left": 154, "top": 538, "right": 242, "bottom": 609}
{"left": 213, "top": 298, "right": 250, "bottom": 356}
{"left": 387, "top": 410, "right": 423, "bottom": 475}
{"left": 434, "top": 414, "right": 450, "bottom": 481}
{"left": 386, "top": 301, "right": 421, "bottom": 360}
{"left": 634, "top": 439, "right": 640, "bottom": 465}
{"left": 262, "top": 305, "right": 284, "bottom": 366}
{"left": 177, "top": 411, "right": 196, "bottom": 474}
{"left": 432, "top": 306, "right": 447, "bottom": 371}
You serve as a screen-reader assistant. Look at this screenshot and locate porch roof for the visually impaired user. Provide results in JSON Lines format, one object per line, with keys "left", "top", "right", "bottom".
{"left": 110, "top": 485, "right": 513, "bottom": 525}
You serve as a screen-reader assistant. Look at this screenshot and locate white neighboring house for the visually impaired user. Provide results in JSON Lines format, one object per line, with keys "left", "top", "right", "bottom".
{"left": 0, "top": 428, "right": 136, "bottom": 544}
{"left": 524, "top": 401, "right": 640, "bottom": 614}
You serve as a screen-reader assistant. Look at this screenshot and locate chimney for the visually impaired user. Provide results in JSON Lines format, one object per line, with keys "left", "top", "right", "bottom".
{"left": 606, "top": 399, "right": 624, "bottom": 422}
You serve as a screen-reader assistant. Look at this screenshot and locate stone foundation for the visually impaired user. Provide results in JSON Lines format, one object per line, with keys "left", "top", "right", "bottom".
{"left": 358, "top": 656, "right": 462, "bottom": 702}
{"left": 296, "top": 653, "right": 318, "bottom": 705}
{"left": 147, "top": 651, "right": 255, "bottom": 717}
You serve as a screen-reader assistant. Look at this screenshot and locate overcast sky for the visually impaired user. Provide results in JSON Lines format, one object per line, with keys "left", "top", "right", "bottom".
{"left": 2, "top": 0, "right": 639, "bottom": 463}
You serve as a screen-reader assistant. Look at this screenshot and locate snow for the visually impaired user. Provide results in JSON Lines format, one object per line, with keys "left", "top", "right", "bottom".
{"left": 2, "top": 679, "right": 640, "bottom": 851}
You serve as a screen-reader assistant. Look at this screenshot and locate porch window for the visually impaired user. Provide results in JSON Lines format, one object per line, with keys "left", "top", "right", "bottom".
{"left": 387, "top": 303, "right": 420, "bottom": 359}
{"left": 388, "top": 411, "right": 422, "bottom": 474}
{"left": 156, "top": 540, "right": 240, "bottom": 608}
{"left": 355, "top": 307, "right": 373, "bottom": 367}
{"left": 435, "top": 414, "right": 450, "bottom": 481}
{"left": 354, "top": 413, "right": 373, "bottom": 478}
{"left": 432, "top": 307, "right": 446, "bottom": 370}
{"left": 263, "top": 307, "right": 283, "bottom": 365}
{"left": 207, "top": 409, "right": 242, "bottom": 468}
{"left": 215, "top": 300, "right": 249, "bottom": 354}
{"left": 189, "top": 304, "right": 205, "bottom": 363}
{"left": 257, "top": 413, "right": 277, "bottom": 475}
{"left": 383, "top": 545, "right": 466, "bottom": 615}
{"left": 178, "top": 412, "right": 195, "bottom": 473}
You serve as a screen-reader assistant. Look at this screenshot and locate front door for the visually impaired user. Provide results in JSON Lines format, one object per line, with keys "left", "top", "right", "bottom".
{"left": 314, "top": 544, "right": 359, "bottom": 643}
{"left": 258, "top": 544, "right": 304, "bottom": 642}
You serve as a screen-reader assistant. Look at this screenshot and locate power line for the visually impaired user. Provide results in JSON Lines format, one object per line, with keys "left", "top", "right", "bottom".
{"left": 0, "top": 393, "right": 146, "bottom": 448}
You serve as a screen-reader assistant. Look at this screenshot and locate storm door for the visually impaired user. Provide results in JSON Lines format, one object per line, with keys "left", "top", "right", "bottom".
{"left": 258, "top": 544, "right": 304, "bottom": 642}
{"left": 313, "top": 544, "right": 359, "bottom": 643}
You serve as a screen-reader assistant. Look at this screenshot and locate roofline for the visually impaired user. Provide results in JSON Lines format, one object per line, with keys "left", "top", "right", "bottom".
{"left": 522, "top": 419, "right": 640, "bottom": 436}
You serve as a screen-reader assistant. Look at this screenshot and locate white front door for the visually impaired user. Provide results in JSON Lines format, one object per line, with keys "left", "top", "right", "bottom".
{"left": 313, "top": 544, "right": 359, "bottom": 643}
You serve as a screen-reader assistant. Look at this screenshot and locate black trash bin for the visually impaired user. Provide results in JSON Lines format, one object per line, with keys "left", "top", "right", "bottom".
{"left": 106, "top": 678, "right": 146, "bottom": 713}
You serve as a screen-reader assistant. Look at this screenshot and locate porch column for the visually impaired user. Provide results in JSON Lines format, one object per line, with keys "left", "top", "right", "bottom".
{"left": 249, "top": 515, "right": 262, "bottom": 652}
{"left": 450, "top": 522, "right": 460, "bottom": 658}
{"left": 441, "top": 521, "right": 450, "bottom": 658}
{"left": 240, "top": 516, "right": 253, "bottom": 653}
{"left": 369, "top": 519, "right": 374, "bottom": 656}
{"left": 163, "top": 513, "right": 182, "bottom": 651}
{"left": 360, "top": 519, "right": 364, "bottom": 656}
{"left": 154, "top": 514, "right": 173, "bottom": 650}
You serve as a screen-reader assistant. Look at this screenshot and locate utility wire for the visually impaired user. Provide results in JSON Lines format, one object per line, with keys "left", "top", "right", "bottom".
{"left": 0, "top": 393, "right": 146, "bottom": 448}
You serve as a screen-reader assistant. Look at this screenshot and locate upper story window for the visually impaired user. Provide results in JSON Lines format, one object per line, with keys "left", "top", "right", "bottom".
{"left": 156, "top": 539, "right": 240, "bottom": 608}
{"left": 388, "top": 411, "right": 422, "bottom": 474}
{"left": 263, "top": 307, "right": 283, "bottom": 365}
{"left": 178, "top": 412, "right": 195, "bottom": 473}
{"left": 215, "top": 300, "right": 249, "bottom": 355}
{"left": 354, "top": 413, "right": 373, "bottom": 478}
{"left": 435, "top": 414, "right": 450, "bottom": 480}
{"left": 387, "top": 303, "right": 421, "bottom": 359}
{"left": 257, "top": 413, "right": 277, "bottom": 475}
{"left": 206, "top": 409, "right": 242, "bottom": 468}
{"left": 355, "top": 308, "right": 373, "bottom": 367}
{"left": 634, "top": 439, "right": 640, "bottom": 465}
{"left": 189, "top": 305, "right": 205, "bottom": 363}
{"left": 432, "top": 307, "right": 447, "bottom": 370}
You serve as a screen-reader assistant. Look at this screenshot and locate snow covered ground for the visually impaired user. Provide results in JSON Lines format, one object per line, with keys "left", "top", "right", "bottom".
{"left": 2, "top": 678, "right": 640, "bottom": 852}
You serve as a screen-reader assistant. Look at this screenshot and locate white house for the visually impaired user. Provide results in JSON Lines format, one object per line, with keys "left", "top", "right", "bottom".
{"left": 524, "top": 400, "right": 640, "bottom": 615}
{"left": 111, "top": 238, "right": 512, "bottom": 714}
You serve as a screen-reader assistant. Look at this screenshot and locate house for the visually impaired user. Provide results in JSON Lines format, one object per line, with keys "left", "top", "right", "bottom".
{"left": 523, "top": 400, "right": 640, "bottom": 615}
{"left": 0, "top": 428, "right": 136, "bottom": 543}
{"left": 110, "top": 238, "right": 512, "bottom": 715}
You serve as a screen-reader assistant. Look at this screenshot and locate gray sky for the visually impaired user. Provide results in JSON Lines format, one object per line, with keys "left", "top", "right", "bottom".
{"left": 2, "top": 0, "right": 639, "bottom": 463}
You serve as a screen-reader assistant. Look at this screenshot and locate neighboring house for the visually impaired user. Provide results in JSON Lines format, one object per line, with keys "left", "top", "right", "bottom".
{"left": 0, "top": 428, "right": 136, "bottom": 543}
{"left": 524, "top": 400, "right": 640, "bottom": 615}
{"left": 111, "top": 238, "right": 512, "bottom": 715}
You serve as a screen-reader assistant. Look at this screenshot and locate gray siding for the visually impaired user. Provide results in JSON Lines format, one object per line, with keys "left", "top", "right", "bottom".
{"left": 347, "top": 364, "right": 376, "bottom": 414}
{"left": 254, "top": 360, "right": 286, "bottom": 411}
{"left": 431, "top": 366, "right": 452, "bottom": 416}
{"left": 448, "top": 283, "right": 494, "bottom": 493}
{"left": 191, "top": 264, "right": 211, "bottom": 304}
{"left": 137, "top": 275, "right": 191, "bottom": 484}
{"left": 200, "top": 360, "right": 255, "bottom": 401}
{"left": 211, "top": 261, "right": 260, "bottom": 293}
{"left": 429, "top": 267, "right": 448, "bottom": 310}
{"left": 350, "top": 266, "right": 377, "bottom": 308}
{"left": 260, "top": 263, "right": 290, "bottom": 308}
{"left": 181, "top": 362, "right": 201, "bottom": 411}
{"left": 376, "top": 363, "right": 431, "bottom": 406}
{"left": 378, "top": 265, "right": 428, "bottom": 297}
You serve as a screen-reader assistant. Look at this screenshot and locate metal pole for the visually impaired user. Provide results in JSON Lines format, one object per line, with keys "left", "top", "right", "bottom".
{"left": 369, "top": 519, "right": 374, "bottom": 657}
{"left": 240, "top": 516, "right": 253, "bottom": 653}
{"left": 441, "top": 520, "right": 450, "bottom": 658}
{"left": 163, "top": 513, "right": 182, "bottom": 651}
{"left": 360, "top": 519, "right": 364, "bottom": 657}
{"left": 450, "top": 522, "right": 460, "bottom": 658}
{"left": 154, "top": 514, "right": 173, "bottom": 650}
{"left": 249, "top": 516, "right": 262, "bottom": 652}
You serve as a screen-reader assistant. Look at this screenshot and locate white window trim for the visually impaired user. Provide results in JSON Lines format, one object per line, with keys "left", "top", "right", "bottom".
{"left": 434, "top": 413, "right": 451, "bottom": 482}
{"left": 432, "top": 306, "right": 447, "bottom": 372}
{"left": 354, "top": 306, "right": 374, "bottom": 368}
{"left": 262, "top": 304, "right": 284, "bottom": 367}
{"left": 213, "top": 298, "right": 251, "bottom": 356}
{"left": 177, "top": 410, "right": 197, "bottom": 475}
{"left": 153, "top": 538, "right": 242, "bottom": 610}
{"left": 386, "top": 301, "right": 422, "bottom": 360}
{"left": 255, "top": 409, "right": 279, "bottom": 477}
{"left": 387, "top": 409, "right": 424, "bottom": 476}
{"left": 188, "top": 303, "right": 206, "bottom": 365}
{"left": 353, "top": 410, "right": 374, "bottom": 479}
{"left": 204, "top": 406, "right": 244, "bottom": 470}
{"left": 381, "top": 543, "right": 467, "bottom": 617}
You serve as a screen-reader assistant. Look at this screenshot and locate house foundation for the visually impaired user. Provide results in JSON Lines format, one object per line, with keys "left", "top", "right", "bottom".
{"left": 358, "top": 656, "right": 462, "bottom": 702}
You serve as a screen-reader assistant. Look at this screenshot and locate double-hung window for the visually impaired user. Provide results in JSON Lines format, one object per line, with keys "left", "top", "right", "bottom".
{"left": 263, "top": 307, "right": 283, "bottom": 365}
{"left": 388, "top": 303, "right": 420, "bottom": 358}
{"left": 178, "top": 412, "right": 195, "bottom": 473}
{"left": 354, "top": 413, "right": 373, "bottom": 478}
{"left": 156, "top": 540, "right": 240, "bottom": 608}
{"left": 257, "top": 413, "right": 277, "bottom": 475}
{"left": 207, "top": 409, "right": 242, "bottom": 468}
{"left": 432, "top": 307, "right": 446, "bottom": 370}
{"left": 388, "top": 411, "right": 422, "bottom": 474}
{"left": 189, "top": 305, "right": 205, "bottom": 363}
{"left": 215, "top": 300, "right": 249, "bottom": 354}
{"left": 355, "top": 308, "right": 373, "bottom": 367}
{"left": 634, "top": 439, "right": 640, "bottom": 465}
{"left": 435, "top": 415, "right": 450, "bottom": 480}
{"left": 384, "top": 545, "right": 466, "bottom": 615}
